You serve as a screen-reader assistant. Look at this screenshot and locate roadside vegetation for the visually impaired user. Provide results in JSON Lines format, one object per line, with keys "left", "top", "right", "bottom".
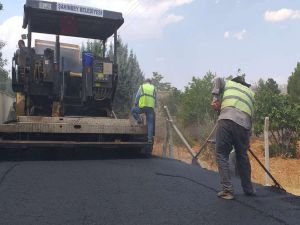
{"left": 0, "top": 3, "right": 14, "bottom": 96}
{"left": 157, "top": 65, "right": 300, "bottom": 160}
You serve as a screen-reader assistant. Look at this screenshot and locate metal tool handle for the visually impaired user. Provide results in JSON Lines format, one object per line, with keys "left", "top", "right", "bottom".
{"left": 164, "top": 106, "right": 196, "bottom": 159}
{"left": 194, "top": 123, "right": 218, "bottom": 159}
{"left": 248, "top": 148, "right": 286, "bottom": 192}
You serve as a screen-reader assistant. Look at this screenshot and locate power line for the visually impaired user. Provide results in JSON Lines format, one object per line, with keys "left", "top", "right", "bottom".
{"left": 117, "top": 0, "right": 157, "bottom": 39}
{"left": 121, "top": 0, "right": 154, "bottom": 36}
{"left": 102, "top": 0, "right": 139, "bottom": 43}
{"left": 123, "top": 0, "right": 140, "bottom": 17}
{"left": 120, "top": 0, "right": 142, "bottom": 33}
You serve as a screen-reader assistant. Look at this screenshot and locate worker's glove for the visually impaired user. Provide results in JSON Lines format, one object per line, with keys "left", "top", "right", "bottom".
{"left": 211, "top": 100, "right": 221, "bottom": 112}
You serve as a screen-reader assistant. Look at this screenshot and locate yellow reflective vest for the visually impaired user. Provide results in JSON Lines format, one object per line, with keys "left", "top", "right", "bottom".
{"left": 138, "top": 83, "right": 155, "bottom": 108}
{"left": 221, "top": 80, "right": 255, "bottom": 117}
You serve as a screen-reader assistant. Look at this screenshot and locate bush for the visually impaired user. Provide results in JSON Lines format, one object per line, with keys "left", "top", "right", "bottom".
{"left": 269, "top": 144, "right": 296, "bottom": 158}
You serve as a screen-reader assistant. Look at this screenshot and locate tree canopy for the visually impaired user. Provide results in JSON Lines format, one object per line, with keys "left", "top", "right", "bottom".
{"left": 150, "top": 72, "right": 172, "bottom": 91}
{"left": 265, "top": 78, "right": 281, "bottom": 95}
{"left": 148, "top": 72, "right": 181, "bottom": 116}
{"left": 82, "top": 38, "right": 144, "bottom": 117}
{"left": 254, "top": 78, "right": 300, "bottom": 157}
{"left": 0, "top": 3, "right": 6, "bottom": 78}
{"left": 0, "top": 3, "right": 12, "bottom": 94}
{"left": 178, "top": 72, "right": 215, "bottom": 125}
{"left": 108, "top": 39, "right": 144, "bottom": 117}
{"left": 0, "top": 41, "right": 7, "bottom": 78}
{"left": 256, "top": 78, "right": 281, "bottom": 95}
{"left": 287, "top": 62, "right": 300, "bottom": 103}
{"left": 82, "top": 40, "right": 104, "bottom": 57}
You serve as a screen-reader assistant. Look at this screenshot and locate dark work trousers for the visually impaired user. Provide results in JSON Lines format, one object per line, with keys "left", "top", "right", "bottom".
{"left": 131, "top": 106, "right": 155, "bottom": 142}
{"left": 215, "top": 119, "right": 253, "bottom": 194}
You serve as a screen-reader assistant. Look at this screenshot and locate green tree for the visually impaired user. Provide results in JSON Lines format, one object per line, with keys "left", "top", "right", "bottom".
{"left": 108, "top": 39, "right": 144, "bottom": 117}
{"left": 169, "top": 72, "right": 216, "bottom": 143}
{"left": 0, "top": 41, "right": 8, "bottom": 79}
{"left": 0, "top": 2, "right": 6, "bottom": 77}
{"left": 267, "top": 95, "right": 300, "bottom": 158}
{"left": 265, "top": 78, "right": 281, "bottom": 94}
{"left": 0, "top": 3, "right": 12, "bottom": 94}
{"left": 254, "top": 78, "right": 300, "bottom": 158}
{"left": 82, "top": 39, "right": 104, "bottom": 57}
{"left": 287, "top": 62, "right": 300, "bottom": 102}
{"left": 0, "top": 43, "right": 14, "bottom": 95}
{"left": 159, "top": 87, "right": 181, "bottom": 116}
{"left": 257, "top": 78, "right": 280, "bottom": 95}
{"left": 179, "top": 72, "right": 215, "bottom": 125}
{"left": 150, "top": 72, "right": 172, "bottom": 91}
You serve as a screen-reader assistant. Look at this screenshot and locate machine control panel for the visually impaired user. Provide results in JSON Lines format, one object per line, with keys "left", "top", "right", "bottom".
{"left": 93, "top": 60, "right": 113, "bottom": 88}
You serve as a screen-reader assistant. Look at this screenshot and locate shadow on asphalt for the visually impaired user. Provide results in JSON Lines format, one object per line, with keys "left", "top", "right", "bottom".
{"left": 0, "top": 147, "right": 149, "bottom": 161}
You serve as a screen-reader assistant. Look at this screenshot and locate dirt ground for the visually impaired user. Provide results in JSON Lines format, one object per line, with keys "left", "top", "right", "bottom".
{"left": 153, "top": 137, "right": 300, "bottom": 196}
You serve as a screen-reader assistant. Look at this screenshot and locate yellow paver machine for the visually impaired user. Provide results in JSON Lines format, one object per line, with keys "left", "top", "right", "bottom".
{"left": 0, "top": 0, "right": 152, "bottom": 155}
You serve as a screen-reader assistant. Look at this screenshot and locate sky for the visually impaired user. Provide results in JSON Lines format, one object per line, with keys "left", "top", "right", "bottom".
{"left": 0, "top": 0, "right": 300, "bottom": 90}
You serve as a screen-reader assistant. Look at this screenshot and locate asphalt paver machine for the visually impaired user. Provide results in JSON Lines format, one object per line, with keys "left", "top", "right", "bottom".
{"left": 0, "top": 0, "right": 152, "bottom": 154}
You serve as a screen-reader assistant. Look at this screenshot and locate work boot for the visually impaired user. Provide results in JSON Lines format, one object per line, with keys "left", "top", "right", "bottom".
{"left": 244, "top": 186, "right": 256, "bottom": 196}
{"left": 217, "top": 190, "right": 234, "bottom": 200}
{"left": 137, "top": 117, "right": 143, "bottom": 125}
{"left": 244, "top": 189, "right": 256, "bottom": 197}
{"left": 244, "top": 192, "right": 256, "bottom": 197}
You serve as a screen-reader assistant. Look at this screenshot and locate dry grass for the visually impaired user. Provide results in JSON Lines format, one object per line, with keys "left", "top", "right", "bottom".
{"left": 153, "top": 138, "right": 300, "bottom": 196}
{"left": 249, "top": 138, "right": 300, "bottom": 195}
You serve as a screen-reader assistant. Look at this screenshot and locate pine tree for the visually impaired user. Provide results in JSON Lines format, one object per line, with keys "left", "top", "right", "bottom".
{"left": 108, "top": 40, "right": 144, "bottom": 117}
{"left": 287, "top": 62, "right": 300, "bottom": 102}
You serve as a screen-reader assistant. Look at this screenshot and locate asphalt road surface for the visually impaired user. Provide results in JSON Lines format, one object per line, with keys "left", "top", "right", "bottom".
{"left": 0, "top": 149, "right": 299, "bottom": 225}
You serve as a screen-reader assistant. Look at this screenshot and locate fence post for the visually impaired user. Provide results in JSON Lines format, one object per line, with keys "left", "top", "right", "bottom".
{"left": 264, "top": 117, "right": 270, "bottom": 186}
{"left": 168, "top": 119, "right": 174, "bottom": 159}
{"left": 163, "top": 106, "right": 201, "bottom": 165}
{"left": 162, "top": 119, "right": 168, "bottom": 157}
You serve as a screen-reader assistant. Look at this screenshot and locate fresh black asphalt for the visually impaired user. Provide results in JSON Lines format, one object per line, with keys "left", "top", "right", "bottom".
{"left": 0, "top": 149, "right": 299, "bottom": 225}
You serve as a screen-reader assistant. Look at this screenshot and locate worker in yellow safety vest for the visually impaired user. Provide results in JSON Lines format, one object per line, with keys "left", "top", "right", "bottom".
{"left": 211, "top": 75, "right": 255, "bottom": 200}
{"left": 131, "top": 79, "right": 157, "bottom": 143}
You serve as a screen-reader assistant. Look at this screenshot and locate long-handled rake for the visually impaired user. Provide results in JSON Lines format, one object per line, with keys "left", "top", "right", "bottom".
{"left": 248, "top": 148, "right": 286, "bottom": 192}
{"left": 191, "top": 123, "right": 218, "bottom": 165}
{"left": 189, "top": 120, "right": 285, "bottom": 192}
